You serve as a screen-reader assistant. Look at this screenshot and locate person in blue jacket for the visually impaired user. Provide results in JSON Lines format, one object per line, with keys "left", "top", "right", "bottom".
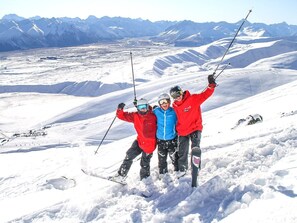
{"left": 153, "top": 93, "right": 178, "bottom": 175}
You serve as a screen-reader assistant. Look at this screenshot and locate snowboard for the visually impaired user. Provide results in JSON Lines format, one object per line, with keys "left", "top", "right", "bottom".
{"left": 81, "top": 169, "right": 127, "bottom": 186}
{"left": 191, "top": 147, "right": 201, "bottom": 187}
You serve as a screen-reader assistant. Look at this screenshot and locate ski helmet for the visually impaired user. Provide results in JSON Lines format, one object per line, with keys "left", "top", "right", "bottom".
{"left": 170, "top": 86, "right": 183, "bottom": 99}
{"left": 137, "top": 98, "right": 148, "bottom": 106}
{"left": 157, "top": 93, "right": 170, "bottom": 105}
{"left": 137, "top": 98, "right": 149, "bottom": 114}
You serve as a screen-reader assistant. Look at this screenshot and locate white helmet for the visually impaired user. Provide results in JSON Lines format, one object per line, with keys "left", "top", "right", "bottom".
{"left": 137, "top": 98, "right": 148, "bottom": 106}
{"left": 137, "top": 98, "right": 149, "bottom": 114}
{"left": 157, "top": 93, "right": 170, "bottom": 105}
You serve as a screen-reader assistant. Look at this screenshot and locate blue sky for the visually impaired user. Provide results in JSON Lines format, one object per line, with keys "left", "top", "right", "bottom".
{"left": 1, "top": 0, "right": 297, "bottom": 25}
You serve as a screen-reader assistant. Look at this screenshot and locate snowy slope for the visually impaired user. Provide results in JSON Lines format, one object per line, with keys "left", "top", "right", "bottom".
{"left": 0, "top": 37, "right": 297, "bottom": 223}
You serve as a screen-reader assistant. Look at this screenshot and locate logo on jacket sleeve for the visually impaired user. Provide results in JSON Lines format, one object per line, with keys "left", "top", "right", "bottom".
{"left": 184, "top": 106, "right": 191, "bottom": 112}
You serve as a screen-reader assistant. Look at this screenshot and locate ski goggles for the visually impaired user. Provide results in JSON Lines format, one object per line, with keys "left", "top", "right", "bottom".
{"left": 159, "top": 99, "right": 169, "bottom": 105}
{"left": 171, "top": 90, "right": 183, "bottom": 99}
{"left": 137, "top": 104, "right": 148, "bottom": 110}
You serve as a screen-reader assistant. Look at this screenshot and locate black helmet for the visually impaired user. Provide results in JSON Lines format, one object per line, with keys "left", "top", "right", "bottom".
{"left": 170, "top": 86, "right": 183, "bottom": 99}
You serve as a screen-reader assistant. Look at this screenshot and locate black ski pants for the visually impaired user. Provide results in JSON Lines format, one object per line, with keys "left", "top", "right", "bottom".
{"left": 157, "top": 137, "right": 178, "bottom": 174}
{"left": 118, "top": 140, "right": 153, "bottom": 180}
{"left": 177, "top": 130, "right": 202, "bottom": 172}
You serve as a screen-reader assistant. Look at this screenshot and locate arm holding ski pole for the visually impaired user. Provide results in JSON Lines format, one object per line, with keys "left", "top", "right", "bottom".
{"left": 191, "top": 10, "right": 251, "bottom": 188}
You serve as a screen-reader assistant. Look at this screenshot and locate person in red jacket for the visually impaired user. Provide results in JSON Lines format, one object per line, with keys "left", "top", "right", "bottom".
{"left": 114, "top": 98, "right": 157, "bottom": 182}
{"left": 169, "top": 75, "right": 216, "bottom": 185}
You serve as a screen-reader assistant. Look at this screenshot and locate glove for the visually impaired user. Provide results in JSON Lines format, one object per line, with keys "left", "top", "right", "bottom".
{"left": 133, "top": 99, "right": 137, "bottom": 108}
{"left": 118, "top": 103, "right": 125, "bottom": 109}
{"left": 208, "top": 75, "right": 216, "bottom": 85}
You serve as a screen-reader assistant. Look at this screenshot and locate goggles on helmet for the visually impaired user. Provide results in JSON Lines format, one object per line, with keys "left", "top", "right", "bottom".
{"left": 171, "top": 90, "right": 183, "bottom": 99}
{"left": 137, "top": 104, "right": 148, "bottom": 110}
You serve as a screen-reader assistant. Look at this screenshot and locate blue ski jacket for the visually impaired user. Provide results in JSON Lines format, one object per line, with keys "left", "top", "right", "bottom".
{"left": 153, "top": 107, "right": 177, "bottom": 140}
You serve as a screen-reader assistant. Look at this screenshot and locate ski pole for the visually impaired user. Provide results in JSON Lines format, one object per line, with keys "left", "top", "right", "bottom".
{"left": 213, "top": 9, "right": 252, "bottom": 79}
{"left": 130, "top": 52, "right": 137, "bottom": 101}
{"left": 214, "top": 62, "right": 231, "bottom": 80}
{"left": 94, "top": 115, "right": 117, "bottom": 154}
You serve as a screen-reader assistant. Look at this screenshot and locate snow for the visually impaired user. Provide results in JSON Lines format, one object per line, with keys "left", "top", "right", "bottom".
{"left": 0, "top": 36, "right": 297, "bottom": 223}
{"left": 0, "top": 25, "right": 23, "bottom": 40}
{"left": 27, "top": 24, "right": 44, "bottom": 37}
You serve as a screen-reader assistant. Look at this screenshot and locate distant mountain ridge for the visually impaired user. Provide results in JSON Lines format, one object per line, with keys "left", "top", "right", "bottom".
{"left": 1, "top": 13, "right": 297, "bottom": 52}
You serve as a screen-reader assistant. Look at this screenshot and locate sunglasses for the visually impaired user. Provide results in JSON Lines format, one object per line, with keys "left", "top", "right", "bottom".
{"left": 171, "top": 91, "right": 183, "bottom": 99}
{"left": 137, "top": 104, "right": 148, "bottom": 110}
{"left": 159, "top": 99, "right": 169, "bottom": 105}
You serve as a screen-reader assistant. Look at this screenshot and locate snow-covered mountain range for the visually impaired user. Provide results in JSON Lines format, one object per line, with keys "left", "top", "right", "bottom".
{"left": 1, "top": 13, "right": 297, "bottom": 52}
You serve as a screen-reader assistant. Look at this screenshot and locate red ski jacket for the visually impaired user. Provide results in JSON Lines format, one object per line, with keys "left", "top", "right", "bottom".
{"left": 116, "top": 107, "right": 157, "bottom": 153}
{"left": 172, "top": 85, "right": 215, "bottom": 136}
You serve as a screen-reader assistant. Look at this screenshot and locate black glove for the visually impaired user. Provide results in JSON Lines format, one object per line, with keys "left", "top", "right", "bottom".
{"left": 118, "top": 103, "right": 125, "bottom": 109}
{"left": 133, "top": 99, "right": 137, "bottom": 108}
{"left": 208, "top": 75, "right": 216, "bottom": 85}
